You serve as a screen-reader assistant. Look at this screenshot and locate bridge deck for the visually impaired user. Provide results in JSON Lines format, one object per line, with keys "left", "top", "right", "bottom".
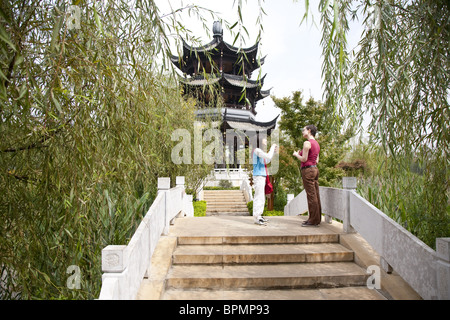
{"left": 137, "top": 215, "right": 421, "bottom": 300}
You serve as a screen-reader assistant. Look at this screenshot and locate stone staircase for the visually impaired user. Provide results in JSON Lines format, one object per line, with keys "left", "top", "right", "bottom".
{"left": 160, "top": 216, "right": 385, "bottom": 300}
{"left": 203, "top": 190, "right": 249, "bottom": 216}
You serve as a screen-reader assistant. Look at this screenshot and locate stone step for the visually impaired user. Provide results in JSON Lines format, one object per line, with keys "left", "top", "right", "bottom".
{"left": 203, "top": 190, "right": 244, "bottom": 193}
{"left": 203, "top": 198, "right": 246, "bottom": 202}
{"left": 207, "top": 202, "right": 248, "bottom": 207}
{"left": 204, "top": 195, "right": 245, "bottom": 197}
{"left": 204, "top": 188, "right": 249, "bottom": 216}
{"left": 203, "top": 195, "right": 245, "bottom": 202}
{"left": 138, "top": 217, "right": 394, "bottom": 301}
{"left": 165, "top": 262, "right": 369, "bottom": 290}
{"left": 176, "top": 234, "right": 339, "bottom": 245}
{"left": 172, "top": 243, "right": 354, "bottom": 265}
{"left": 163, "top": 287, "right": 386, "bottom": 300}
{"left": 204, "top": 197, "right": 246, "bottom": 202}
{"left": 206, "top": 211, "right": 249, "bottom": 216}
{"left": 203, "top": 189, "right": 248, "bottom": 218}
{"left": 203, "top": 190, "right": 243, "bottom": 194}
{"left": 203, "top": 195, "right": 244, "bottom": 197}
{"left": 206, "top": 206, "right": 248, "bottom": 212}
{"left": 203, "top": 190, "right": 245, "bottom": 196}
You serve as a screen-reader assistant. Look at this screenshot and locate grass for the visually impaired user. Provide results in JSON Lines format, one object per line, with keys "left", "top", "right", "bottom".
{"left": 193, "top": 199, "right": 284, "bottom": 218}
{"left": 263, "top": 210, "right": 284, "bottom": 216}
{"left": 193, "top": 200, "right": 207, "bottom": 217}
{"left": 246, "top": 200, "right": 284, "bottom": 216}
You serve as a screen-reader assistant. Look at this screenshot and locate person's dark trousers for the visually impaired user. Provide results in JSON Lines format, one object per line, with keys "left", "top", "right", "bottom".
{"left": 301, "top": 167, "right": 322, "bottom": 225}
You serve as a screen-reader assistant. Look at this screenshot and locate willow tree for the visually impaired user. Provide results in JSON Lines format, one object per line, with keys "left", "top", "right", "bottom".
{"left": 0, "top": 0, "right": 225, "bottom": 299}
{"left": 307, "top": 0, "right": 449, "bottom": 246}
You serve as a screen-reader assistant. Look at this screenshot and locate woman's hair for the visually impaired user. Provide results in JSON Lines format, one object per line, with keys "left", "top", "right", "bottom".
{"left": 305, "top": 125, "right": 318, "bottom": 137}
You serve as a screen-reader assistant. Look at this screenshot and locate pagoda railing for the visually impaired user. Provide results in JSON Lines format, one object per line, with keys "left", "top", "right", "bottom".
{"left": 224, "top": 103, "right": 252, "bottom": 111}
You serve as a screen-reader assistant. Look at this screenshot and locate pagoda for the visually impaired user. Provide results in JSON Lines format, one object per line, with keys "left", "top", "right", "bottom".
{"left": 171, "top": 21, "right": 278, "bottom": 167}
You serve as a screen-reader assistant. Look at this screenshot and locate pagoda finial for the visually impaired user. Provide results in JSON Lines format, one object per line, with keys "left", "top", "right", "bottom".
{"left": 213, "top": 21, "right": 223, "bottom": 41}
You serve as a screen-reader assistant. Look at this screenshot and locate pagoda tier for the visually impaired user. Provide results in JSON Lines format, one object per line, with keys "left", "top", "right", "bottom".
{"left": 219, "top": 110, "right": 279, "bottom": 168}
{"left": 194, "top": 108, "right": 278, "bottom": 134}
{"left": 171, "top": 21, "right": 273, "bottom": 117}
{"left": 221, "top": 110, "right": 278, "bottom": 135}
{"left": 170, "top": 25, "right": 265, "bottom": 78}
{"left": 179, "top": 73, "right": 270, "bottom": 114}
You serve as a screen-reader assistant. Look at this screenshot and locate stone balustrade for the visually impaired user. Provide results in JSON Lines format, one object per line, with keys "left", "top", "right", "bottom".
{"left": 240, "top": 176, "right": 253, "bottom": 203}
{"left": 98, "top": 176, "right": 193, "bottom": 300}
{"left": 284, "top": 177, "right": 450, "bottom": 300}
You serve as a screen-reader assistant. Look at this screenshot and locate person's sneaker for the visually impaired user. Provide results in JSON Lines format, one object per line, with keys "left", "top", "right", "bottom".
{"left": 254, "top": 218, "right": 267, "bottom": 225}
{"left": 260, "top": 217, "right": 268, "bottom": 222}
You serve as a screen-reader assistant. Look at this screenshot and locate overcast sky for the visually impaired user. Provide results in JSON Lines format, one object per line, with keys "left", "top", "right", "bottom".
{"left": 156, "top": 0, "right": 364, "bottom": 123}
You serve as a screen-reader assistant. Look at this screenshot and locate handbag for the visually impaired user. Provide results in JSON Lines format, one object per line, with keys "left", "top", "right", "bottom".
{"left": 264, "top": 160, "right": 273, "bottom": 195}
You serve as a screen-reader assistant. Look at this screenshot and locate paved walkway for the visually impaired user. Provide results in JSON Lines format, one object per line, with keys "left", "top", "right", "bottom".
{"left": 137, "top": 215, "right": 421, "bottom": 300}
{"left": 169, "top": 215, "right": 340, "bottom": 239}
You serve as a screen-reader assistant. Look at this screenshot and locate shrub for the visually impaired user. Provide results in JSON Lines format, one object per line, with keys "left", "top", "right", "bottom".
{"left": 247, "top": 201, "right": 253, "bottom": 215}
{"left": 193, "top": 201, "right": 207, "bottom": 217}
{"left": 218, "top": 180, "right": 233, "bottom": 189}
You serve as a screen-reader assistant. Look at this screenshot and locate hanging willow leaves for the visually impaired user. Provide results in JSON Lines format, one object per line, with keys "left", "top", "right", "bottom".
{"left": 0, "top": 0, "right": 224, "bottom": 299}
{"left": 302, "top": 0, "right": 449, "bottom": 248}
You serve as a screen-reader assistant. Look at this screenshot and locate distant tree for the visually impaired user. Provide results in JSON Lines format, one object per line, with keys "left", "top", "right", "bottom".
{"left": 272, "top": 91, "right": 353, "bottom": 195}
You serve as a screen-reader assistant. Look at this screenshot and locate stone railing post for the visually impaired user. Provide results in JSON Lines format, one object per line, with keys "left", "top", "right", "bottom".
{"left": 157, "top": 177, "right": 170, "bottom": 235}
{"left": 436, "top": 237, "right": 450, "bottom": 300}
{"left": 176, "top": 176, "right": 194, "bottom": 217}
{"left": 100, "top": 244, "right": 129, "bottom": 299}
{"left": 342, "top": 177, "right": 356, "bottom": 233}
{"left": 176, "top": 176, "right": 185, "bottom": 189}
{"left": 287, "top": 194, "right": 294, "bottom": 205}
{"left": 102, "top": 245, "right": 128, "bottom": 274}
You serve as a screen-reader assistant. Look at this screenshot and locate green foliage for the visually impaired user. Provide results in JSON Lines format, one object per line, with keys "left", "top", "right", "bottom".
{"left": 272, "top": 91, "right": 353, "bottom": 195}
{"left": 312, "top": 0, "right": 449, "bottom": 153}
{"left": 218, "top": 180, "right": 233, "bottom": 189}
{"left": 263, "top": 210, "right": 284, "bottom": 217}
{"left": 0, "top": 0, "right": 215, "bottom": 299}
{"left": 273, "top": 184, "right": 287, "bottom": 211}
{"left": 346, "top": 143, "right": 450, "bottom": 249}
{"left": 246, "top": 200, "right": 285, "bottom": 217}
{"left": 193, "top": 201, "right": 207, "bottom": 217}
{"left": 247, "top": 200, "right": 253, "bottom": 214}
{"left": 302, "top": 0, "right": 449, "bottom": 249}
{"left": 203, "top": 186, "right": 240, "bottom": 190}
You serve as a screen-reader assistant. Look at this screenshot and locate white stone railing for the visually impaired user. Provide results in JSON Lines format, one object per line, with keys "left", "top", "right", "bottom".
{"left": 98, "top": 176, "right": 193, "bottom": 300}
{"left": 284, "top": 177, "right": 450, "bottom": 300}
{"left": 240, "top": 177, "right": 253, "bottom": 203}
{"left": 205, "top": 168, "right": 249, "bottom": 188}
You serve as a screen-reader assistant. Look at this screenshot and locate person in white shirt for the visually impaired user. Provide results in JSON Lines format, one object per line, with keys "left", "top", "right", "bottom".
{"left": 252, "top": 138, "right": 278, "bottom": 225}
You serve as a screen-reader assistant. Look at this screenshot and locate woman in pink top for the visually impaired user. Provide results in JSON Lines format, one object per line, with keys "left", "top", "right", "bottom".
{"left": 293, "top": 125, "right": 322, "bottom": 226}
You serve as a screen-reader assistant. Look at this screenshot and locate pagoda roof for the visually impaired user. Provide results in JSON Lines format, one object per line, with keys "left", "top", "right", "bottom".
{"left": 179, "top": 73, "right": 266, "bottom": 89}
{"left": 194, "top": 108, "right": 278, "bottom": 133}
{"left": 170, "top": 38, "right": 265, "bottom": 74}
{"left": 179, "top": 37, "right": 259, "bottom": 55}
{"left": 179, "top": 73, "right": 270, "bottom": 101}
{"left": 222, "top": 111, "right": 279, "bottom": 132}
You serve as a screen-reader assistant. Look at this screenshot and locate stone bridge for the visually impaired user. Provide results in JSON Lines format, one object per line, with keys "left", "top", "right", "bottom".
{"left": 98, "top": 177, "right": 449, "bottom": 300}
